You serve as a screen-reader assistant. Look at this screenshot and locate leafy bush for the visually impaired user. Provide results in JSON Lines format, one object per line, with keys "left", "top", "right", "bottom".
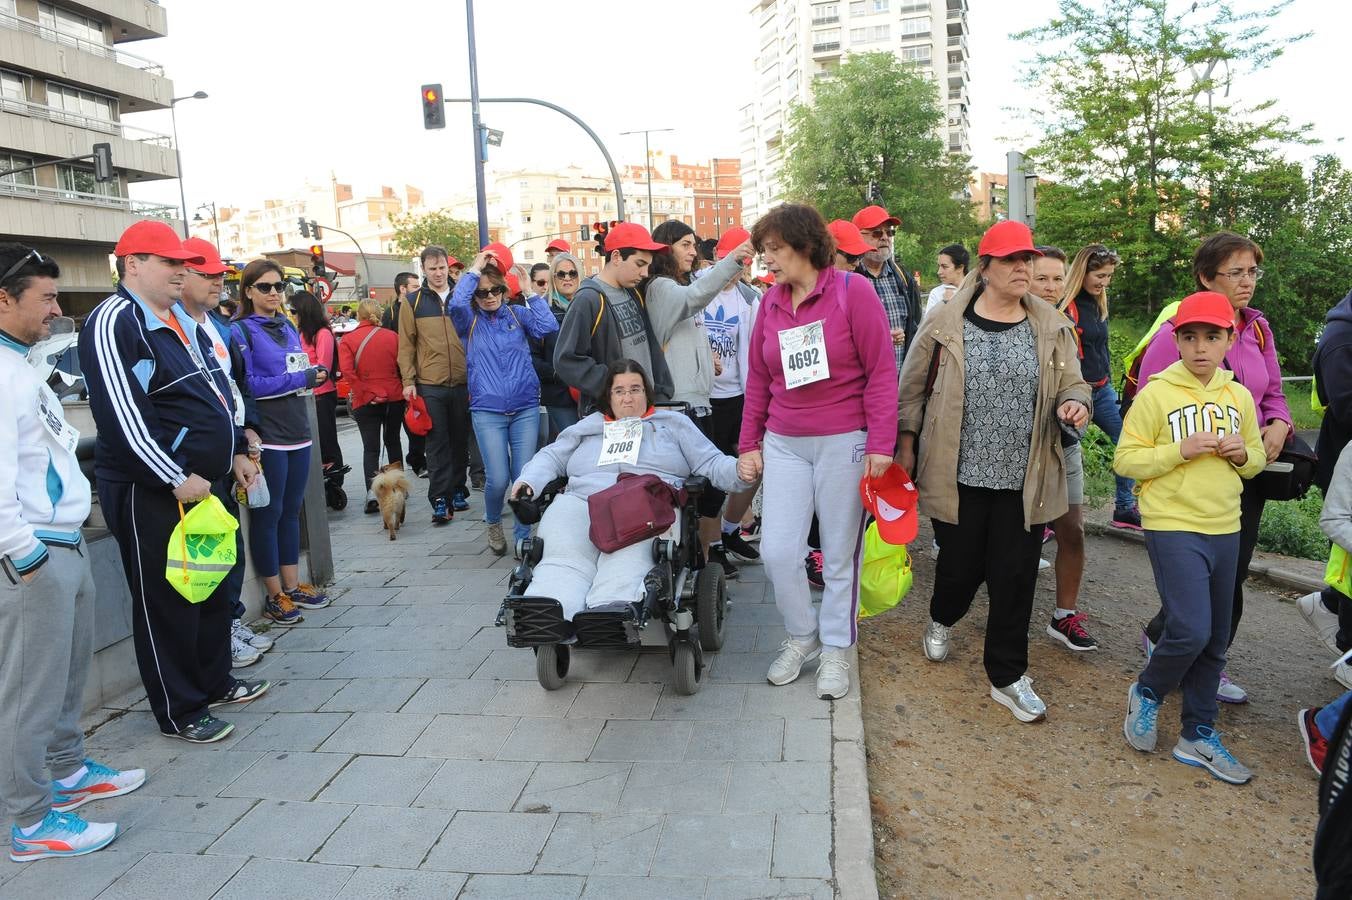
{"left": 1257, "top": 488, "right": 1328, "bottom": 561}
{"left": 1080, "top": 425, "right": 1117, "bottom": 509}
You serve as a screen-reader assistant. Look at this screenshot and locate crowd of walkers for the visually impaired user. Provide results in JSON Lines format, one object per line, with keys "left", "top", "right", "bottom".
{"left": 2, "top": 197, "right": 1350, "bottom": 872}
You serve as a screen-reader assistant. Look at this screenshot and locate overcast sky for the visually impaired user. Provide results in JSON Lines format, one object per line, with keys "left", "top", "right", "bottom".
{"left": 130, "top": 0, "right": 1349, "bottom": 215}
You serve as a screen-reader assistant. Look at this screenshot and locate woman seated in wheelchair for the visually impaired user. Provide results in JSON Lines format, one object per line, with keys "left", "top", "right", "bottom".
{"left": 509, "top": 358, "right": 754, "bottom": 621}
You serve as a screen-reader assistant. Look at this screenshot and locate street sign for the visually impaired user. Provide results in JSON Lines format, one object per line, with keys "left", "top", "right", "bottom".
{"left": 311, "top": 276, "right": 333, "bottom": 302}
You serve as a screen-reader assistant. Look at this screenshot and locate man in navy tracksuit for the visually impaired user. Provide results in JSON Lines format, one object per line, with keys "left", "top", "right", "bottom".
{"left": 78, "top": 221, "right": 266, "bottom": 744}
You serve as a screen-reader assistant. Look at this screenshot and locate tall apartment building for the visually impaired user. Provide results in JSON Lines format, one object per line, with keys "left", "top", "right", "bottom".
{"left": 0, "top": 0, "right": 181, "bottom": 317}
{"left": 740, "top": 0, "right": 971, "bottom": 223}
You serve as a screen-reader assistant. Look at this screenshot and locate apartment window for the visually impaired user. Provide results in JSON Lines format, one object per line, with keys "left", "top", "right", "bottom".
{"left": 900, "top": 45, "right": 932, "bottom": 63}
{"left": 727, "top": 201, "right": 735, "bottom": 209}
{"left": 37, "top": 3, "right": 106, "bottom": 45}
{"left": 0, "top": 0, "right": 15, "bottom": 14}
{"left": 810, "top": 2, "right": 838, "bottom": 25}
{"left": 57, "top": 164, "right": 118, "bottom": 197}
{"left": 848, "top": 0, "right": 888, "bottom": 14}
{"left": 523, "top": 250, "right": 535, "bottom": 261}
{"left": 900, "top": 15, "right": 930, "bottom": 38}
{"left": 45, "top": 82, "right": 116, "bottom": 124}
{"left": 1, "top": 70, "right": 25, "bottom": 103}
{"left": 0, "top": 153, "right": 35, "bottom": 187}
{"left": 849, "top": 24, "right": 890, "bottom": 42}
{"left": 812, "top": 27, "right": 840, "bottom": 52}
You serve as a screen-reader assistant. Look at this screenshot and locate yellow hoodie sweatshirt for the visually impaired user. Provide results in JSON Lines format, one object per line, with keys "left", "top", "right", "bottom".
{"left": 1114, "top": 360, "right": 1266, "bottom": 534}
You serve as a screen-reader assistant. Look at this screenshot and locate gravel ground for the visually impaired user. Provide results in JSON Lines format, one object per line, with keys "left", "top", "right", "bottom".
{"left": 859, "top": 525, "right": 1331, "bottom": 898}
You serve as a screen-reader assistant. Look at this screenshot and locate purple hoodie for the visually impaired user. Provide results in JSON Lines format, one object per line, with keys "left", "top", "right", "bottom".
{"left": 1138, "top": 305, "right": 1291, "bottom": 430}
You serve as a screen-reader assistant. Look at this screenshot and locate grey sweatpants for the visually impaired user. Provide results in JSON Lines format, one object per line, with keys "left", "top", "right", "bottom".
{"left": 760, "top": 430, "right": 870, "bottom": 650}
{"left": 0, "top": 544, "right": 95, "bottom": 828}
{"left": 528, "top": 493, "right": 676, "bottom": 620}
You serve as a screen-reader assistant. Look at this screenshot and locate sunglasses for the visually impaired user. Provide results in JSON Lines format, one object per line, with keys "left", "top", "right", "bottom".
{"left": 866, "top": 229, "right": 896, "bottom": 239}
{"left": 1, "top": 248, "right": 44, "bottom": 285}
{"left": 533, "top": 280, "right": 548, "bottom": 288}
{"left": 251, "top": 282, "right": 286, "bottom": 294}
{"left": 473, "top": 285, "right": 508, "bottom": 299}
{"left": 556, "top": 270, "right": 579, "bottom": 279}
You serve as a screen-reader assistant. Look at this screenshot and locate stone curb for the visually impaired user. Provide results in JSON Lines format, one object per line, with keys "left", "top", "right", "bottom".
{"left": 832, "top": 645, "right": 880, "bottom": 900}
{"left": 1085, "top": 520, "right": 1324, "bottom": 594}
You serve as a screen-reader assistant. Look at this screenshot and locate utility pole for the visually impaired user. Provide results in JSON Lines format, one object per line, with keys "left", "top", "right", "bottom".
{"left": 465, "top": 0, "right": 489, "bottom": 248}
{"left": 621, "top": 128, "right": 674, "bottom": 230}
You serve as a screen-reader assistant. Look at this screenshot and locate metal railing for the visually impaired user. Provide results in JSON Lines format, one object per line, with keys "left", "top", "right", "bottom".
{"left": 0, "top": 95, "right": 172, "bottom": 146}
{"left": 0, "top": 11, "right": 165, "bottom": 75}
{"left": 0, "top": 178, "right": 176, "bottom": 218}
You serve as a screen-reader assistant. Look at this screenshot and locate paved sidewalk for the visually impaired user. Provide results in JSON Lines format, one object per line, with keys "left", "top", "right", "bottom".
{"left": 0, "top": 426, "right": 872, "bottom": 899}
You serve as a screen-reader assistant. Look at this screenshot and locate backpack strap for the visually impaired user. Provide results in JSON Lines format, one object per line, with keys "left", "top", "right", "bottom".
{"left": 352, "top": 326, "right": 380, "bottom": 372}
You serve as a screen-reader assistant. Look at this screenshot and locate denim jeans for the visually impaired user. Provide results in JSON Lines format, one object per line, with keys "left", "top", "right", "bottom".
{"left": 1092, "top": 382, "right": 1135, "bottom": 510}
{"left": 472, "top": 408, "right": 538, "bottom": 542}
{"left": 1317, "top": 689, "right": 1352, "bottom": 738}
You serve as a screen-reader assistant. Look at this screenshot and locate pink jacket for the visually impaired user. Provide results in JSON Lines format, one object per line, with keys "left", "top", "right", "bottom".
{"left": 1138, "top": 305, "right": 1291, "bottom": 430}
{"left": 739, "top": 267, "right": 899, "bottom": 455}
{"left": 301, "top": 328, "right": 337, "bottom": 396}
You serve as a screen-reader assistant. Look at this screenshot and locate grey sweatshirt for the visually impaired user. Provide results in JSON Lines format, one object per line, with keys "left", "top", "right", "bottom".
{"left": 646, "top": 251, "right": 747, "bottom": 410}
{"left": 553, "top": 276, "right": 674, "bottom": 412}
{"left": 1322, "top": 442, "right": 1352, "bottom": 554}
{"left": 516, "top": 409, "right": 752, "bottom": 501}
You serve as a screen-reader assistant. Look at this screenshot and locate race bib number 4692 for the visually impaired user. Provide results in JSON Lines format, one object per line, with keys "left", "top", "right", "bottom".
{"left": 778, "top": 321, "right": 830, "bottom": 389}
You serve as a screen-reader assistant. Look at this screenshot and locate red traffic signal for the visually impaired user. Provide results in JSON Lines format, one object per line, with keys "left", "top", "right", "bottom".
{"left": 309, "top": 244, "right": 326, "bottom": 276}
{"left": 421, "top": 83, "right": 445, "bottom": 129}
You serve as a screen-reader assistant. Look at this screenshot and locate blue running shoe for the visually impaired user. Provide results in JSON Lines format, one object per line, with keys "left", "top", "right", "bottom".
{"left": 287, "top": 583, "right": 330, "bottom": 610}
{"left": 452, "top": 490, "right": 470, "bottom": 512}
{"left": 10, "top": 810, "right": 117, "bottom": 862}
{"left": 1172, "top": 726, "right": 1252, "bottom": 784}
{"left": 1123, "top": 683, "right": 1160, "bottom": 752}
{"left": 431, "top": 497, "right": 451, "bottom": 525}
{"left": 52, "top": 759, "right": 145, "bottom": 813}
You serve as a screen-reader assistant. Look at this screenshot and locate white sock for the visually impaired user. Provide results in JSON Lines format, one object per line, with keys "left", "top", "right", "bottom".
{"left": 1053, "top": 608, "right": 1077, "bottom": 620}
{"left": 18, "top": 818, "right": 45, "bottom": 836}
{"left": 55, "top": 765, "right": 88, "bottom": 788}
{"left": 721, "top": 518, "right": 740, "bottom": 535}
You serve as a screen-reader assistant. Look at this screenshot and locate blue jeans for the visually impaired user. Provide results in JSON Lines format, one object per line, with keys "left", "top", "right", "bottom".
{"left": 1318, "top": 690, "right": 1352, "bottom": 738}
{"left": 472, "top": 408, "right": 538, "bottom": 542}
{"left": 249, "top": 447, "right": 310, "bottom": 578}
{"left": 1092, "top": 382, "right": 1135, "bottom": 510}
{"left": 546, "top": 404, "right": 580, "bottom": 444}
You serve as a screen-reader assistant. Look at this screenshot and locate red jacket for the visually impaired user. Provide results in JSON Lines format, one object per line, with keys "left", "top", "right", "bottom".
{"left": 338, "top": 323, "right": 402, "bottom": 409}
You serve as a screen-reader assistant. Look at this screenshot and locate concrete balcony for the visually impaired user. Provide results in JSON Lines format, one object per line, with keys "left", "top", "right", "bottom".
{"left": 0, "top": 101, "right": 176, "bottom": 181}
{"left": 0, "top": 10, "right": 173, "bottom": 109}
{"left": 0, "top": 179, "right": 180, "bottom": 245}
{"left": 63, "top": 0, "right": 168, "bottom": 43}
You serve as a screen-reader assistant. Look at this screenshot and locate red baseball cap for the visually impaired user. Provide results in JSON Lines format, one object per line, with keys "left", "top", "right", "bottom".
{"left": 976, "top": 220, "right": 1042, "bottom": 259}
{"left": 448, "top": 256, "right": 464, "bottom": 270}
{"left": 827, "top": 220, "right": 872, "bottom": 257}
{"left": 603, "top": 222, "right": 669, "bottom": 254}
{"left": 859, "top": 463, "right": 920, "bottom": 545}
{"left": 114, "top": 220, "right": 206, "bottom": 263}
{"left": 481, "top": 242, "right": 514, "bottom": 277}
{"left": 1173, "top": 291, "right": 1235, "bottom": 330}
{"left": 546, "top": 239, "right": 571, "bottom": 253}
{"left": 757, "top": 272, "right": 776, "bottom": 285}
{"left": 715, "top": 227, "right": 751, "bottom": 260}
{"left": 182, "top": 238, "right": 228, "bottom": 275}
{"left": 852, "top": 205, "right": 901, "bottom": 230}
{"left": 505, "top": 273, "right": 522, "bottom": 297}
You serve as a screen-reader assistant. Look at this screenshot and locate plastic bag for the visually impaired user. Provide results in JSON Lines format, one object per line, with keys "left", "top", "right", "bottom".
{"left": 858, "top": 521, "right": 912, "bottom": 619}
{"left": 166, "top": 495, "right": 239, "bottom": 603}
{"left": 1327, "top": 544, "right": 1352, "bottom": 600}
{"left": 246, "top": 466, "right": 270, "bottom": 509}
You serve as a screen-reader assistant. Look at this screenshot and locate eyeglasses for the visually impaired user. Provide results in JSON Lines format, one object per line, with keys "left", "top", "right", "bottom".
{"left": 533, "top": 280, "right": 549, "bottom": 288}
{"left": 609, "top": 386, "right": 646, "bottom": 397}
{"left": 251, "top": 282, "right": 286, "bottom": 294}
{"left": 1, "top": 248, "right": 44, "bottom": 285}
{"left": 473, "top": 285, "right": 508, "bottom": 299}
{"left": 556, "top": 270, "right": 579, "bottom": 279}
{"left": 1215, "top": 266, "right": 1265, "bottom": 282}
{"left": 865, "top": 229, "right": 895, "bottom": 240}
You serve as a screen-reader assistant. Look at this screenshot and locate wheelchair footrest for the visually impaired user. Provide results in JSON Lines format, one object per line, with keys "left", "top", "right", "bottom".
{"left": 573, "top": 603, "right": 642, "bottom": 649}
{"left": 503, "top": 597, "right": 572, "bottom": 647}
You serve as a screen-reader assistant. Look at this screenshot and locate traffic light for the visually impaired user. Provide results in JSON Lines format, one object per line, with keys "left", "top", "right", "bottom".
{"left": 298, "top": 218, "right": 311, "bottom": 239}
{"left": 92, "top": 143, "right": 113, "bottom": 183}
{"left": 421, "top": 84, "right": 445, "bottom": 129}
{"left": 580, "top": 224, "right": 591, "bottom": 243}
{"left": 310, "top": 220, "right": 323, "bottom": 241}
{"left": 309, "top": 244, "right": 326, "bottom": 277}
{"left": 592, "top": 222, "right": 608, "bottom": 256}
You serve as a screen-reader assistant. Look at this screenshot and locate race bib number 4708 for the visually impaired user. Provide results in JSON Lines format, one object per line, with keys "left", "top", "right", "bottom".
{"left": 598, "top": 418, "right": 644, "bottom": 467}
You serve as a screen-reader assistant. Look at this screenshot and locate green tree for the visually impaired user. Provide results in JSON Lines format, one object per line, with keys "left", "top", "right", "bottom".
{"left": 1018, "top": 0, "right": 1307, "bottom": 317}
{"left": 388, "top": 209, "right": 479, "bottom": 262}
{"left": 780, "top": 51, "right": 976, "bottom": 267}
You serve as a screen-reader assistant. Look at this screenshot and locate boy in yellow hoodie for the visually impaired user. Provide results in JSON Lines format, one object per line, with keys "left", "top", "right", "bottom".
{"left": 1115, "top": 291, "right": 1266, "bottom": 784}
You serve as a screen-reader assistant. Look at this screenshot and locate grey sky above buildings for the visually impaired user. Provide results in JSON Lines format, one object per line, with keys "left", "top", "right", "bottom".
{"left": 131, "top": 0, "right": 1349, "bottom": 214}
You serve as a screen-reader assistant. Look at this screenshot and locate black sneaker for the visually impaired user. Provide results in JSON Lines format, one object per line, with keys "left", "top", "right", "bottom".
{"left": 1046, "top": 612, "right": 1099, "bottom": 651}
{"left": 471, "top": 474, "right": 486, "bottom": 492}
{"left": 1111, "top": 506, "right": 1142, "bottom": 531}
{"left": 452, "top": 490, "right": 470, "bottom": 512}
{"left": 708, "top": 544, "right": 739, "bottom": 580}
{"left": 431, "top": 497, "right": 451, "bottom": 525}
{"left": 210, "top": 678, "right": 271, "bottom": 707}
{"left": 720, "top": 529, "right": 761, "bottom": 562}
{"left": 364, "top": 498, "right": 378, "bottom": 514}
{"left": 805, "top": 550, "right": 824, "bottom": 589}
{"left": 164, "top": 714, "right": 234, "bottom": 744}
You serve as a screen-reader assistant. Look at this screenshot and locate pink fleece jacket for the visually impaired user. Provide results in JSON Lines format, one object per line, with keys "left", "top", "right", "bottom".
{"left": 1138, "top": 305, "right": 1291, "bottom": 430}
{"left": 738, "top": 267, "right": 899, "bottom": 455}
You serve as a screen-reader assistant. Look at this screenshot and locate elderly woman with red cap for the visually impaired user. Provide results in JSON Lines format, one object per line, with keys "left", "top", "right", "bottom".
{"left": 897, "top": 220, "right": 1090, "bottom": 724}
{"left": 449, "top": 242, "right": 559, "bottom": 555}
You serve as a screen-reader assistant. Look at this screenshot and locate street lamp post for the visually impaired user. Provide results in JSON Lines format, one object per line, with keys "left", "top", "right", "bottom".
{"left": 169, "top": 91, "right": 208, "bottom": 238}
{"left": 620, "top": 128, "right": 674, "bottom": 230}
{"left": 192, "top": 202, "right": 220, "bottom": 247}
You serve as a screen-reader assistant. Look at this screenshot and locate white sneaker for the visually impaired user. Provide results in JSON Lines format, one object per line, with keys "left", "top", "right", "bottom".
{"left": 1336, "top": 660, "right": 1352, "bottom": 691}
{"left": 1298, "top": 592, "right": 1342, "bottom": 656}
{"left": 922, "top": 621, "right": 951, "bottom": 661}
{"left": 1038, "top": 557, "right": 1051, "bottom": 571}
{"left": 767, "top": 636, "right": 821, "bottom": 686}
{"left": 1215, "top": 671, "right": 1248, "bottom": 704}
{"left": 930, "top": 540, "right": 940, "bottom": 560}
{"left": 816, "top": 647, "right": 850, "bottom": 700}
{"left": 990, "top": 675, "right": 1047, "bottom": 723}
{"left": 231, "top": 633, "right": 261, "bottom": 668}
{"left": 233, "top": 618, "right": 273, "bottom": 652}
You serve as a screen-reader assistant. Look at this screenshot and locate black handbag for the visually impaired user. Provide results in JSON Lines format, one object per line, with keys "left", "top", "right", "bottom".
{"left": 1254, "top": 433, "right": 1317, "bottom": 502}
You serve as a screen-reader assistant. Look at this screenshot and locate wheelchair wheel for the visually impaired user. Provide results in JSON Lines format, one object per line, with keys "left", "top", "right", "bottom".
{"left": 696, "top": 566, "right": 727, "bottom": 651}
{"left": 673, "top": 642, "right": 700, "bottom": 695}
{"left": 535, "top": 643, "right": 570, "bottom": 690}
